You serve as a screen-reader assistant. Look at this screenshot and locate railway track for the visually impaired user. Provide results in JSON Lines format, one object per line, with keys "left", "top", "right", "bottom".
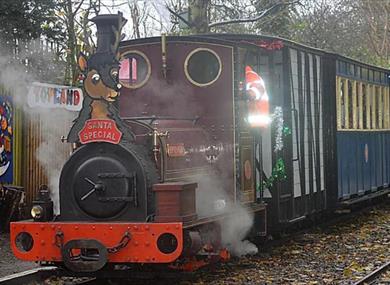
{"left": 0, "top": 267, "right": 97, "bottom": 285}
{"left": 0, "top": 266, "right": 195, "bottom": 285}
{"left": 354, "top": 261, "right": 390, "bottom": 285}
{"left": 1, "top": 201, "right": 388, "bottom": 284}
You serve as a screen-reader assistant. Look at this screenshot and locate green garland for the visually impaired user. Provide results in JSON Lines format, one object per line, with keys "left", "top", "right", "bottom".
{"left": 258, "top": 158, "right": 287, "bottom": 192}
{"left": 283, "top": 126, "right": 292, "bottom": 136}
{"left": 257, "top": 107, "right": 291, "bottom": 195}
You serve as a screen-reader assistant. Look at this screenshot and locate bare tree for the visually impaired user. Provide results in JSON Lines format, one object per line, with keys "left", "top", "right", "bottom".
{"left": 188, "top": 0, "right": 210, "bottom": 33}
{"left": 127, "top": 1, "right": 155, "bottom": 39}
{"left": 166, "top": 0, "right": 299, "bottom": 34}
{"left": 357, "top": 0, "right": 390, "bottom": 66}
{"left": 291, "top": 0, "right": 389, "bottom": 67}
{"left": 108, "top": 1, "right": 171, "bottom": 39}
{"left": 55, "top": 0, "right": 102, "bottom": 84}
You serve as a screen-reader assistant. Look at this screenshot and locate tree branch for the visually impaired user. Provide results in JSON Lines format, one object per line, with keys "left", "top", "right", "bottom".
{"left": 208, "top": 0, "right": 300, "bottom": 28}
{"left": 212, "top": 3, "right": 237, "bottom": 16}
{"left": 166, "top": 5, "right": 192, "bottom": 28}
{"left": 72, "top": 0, "right": 85, "bottom": 17}
{"left": 105, "top": 1, "right": 127, "bottom": 8}
{"left": 99, "top": 2, "right": 112, "bottom": 13}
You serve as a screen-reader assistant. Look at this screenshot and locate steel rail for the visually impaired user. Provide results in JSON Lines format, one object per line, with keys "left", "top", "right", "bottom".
{"left": 0, "top": 267, "right": 97, "bottom": 285}
{"left": 0, "top": 267, "right": 57, "bottom": 285}
{"left": 353, "top": 261, "right": 390, "bottom": 285}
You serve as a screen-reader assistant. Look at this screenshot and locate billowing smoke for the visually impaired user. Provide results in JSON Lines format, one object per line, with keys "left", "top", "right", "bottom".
{"left": 194, "top": 171, "right": 258, "bottom": 257}
{"left": 34, "top": 109, "right": 73, "bottom": 215}
{"left": 0, "top": 42, "right": 74, "bottom": 215}
{"left": 220, "top": 205, "right": 258, "bottom": 256}
{"left": 0, "top": 52, "right": 33, "bottom": 107}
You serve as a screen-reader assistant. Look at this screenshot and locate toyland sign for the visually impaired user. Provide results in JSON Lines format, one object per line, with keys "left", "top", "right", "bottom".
{"left": 28, "top": 82, "right": 83, "bottom": 111}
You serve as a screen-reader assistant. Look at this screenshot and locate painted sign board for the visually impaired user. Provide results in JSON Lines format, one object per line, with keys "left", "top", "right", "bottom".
{"left": 0, "top": 95, "right": 13, "bottom": 183}
{"left": 78, "top": 119, "right": 122, "bottom": 144}
{"left": 167, "top": 143, "right": 186, "bottom": 157}
{"left": 28, "top": 82, "right": 83, "bottom": 111}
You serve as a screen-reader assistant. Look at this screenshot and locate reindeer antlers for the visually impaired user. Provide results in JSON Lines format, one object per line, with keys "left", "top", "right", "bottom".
{"left": 111, "top": 12, "right": 127, "bottom": 60}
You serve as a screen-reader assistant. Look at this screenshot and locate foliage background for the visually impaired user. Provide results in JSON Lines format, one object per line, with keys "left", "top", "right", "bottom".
{"left": 0, "top": 0, "right": 389, "bottom": 85}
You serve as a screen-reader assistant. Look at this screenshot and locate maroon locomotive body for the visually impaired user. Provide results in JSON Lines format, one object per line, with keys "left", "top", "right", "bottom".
{"left": 119, "top": 38, "right": 249, "bottom": 210}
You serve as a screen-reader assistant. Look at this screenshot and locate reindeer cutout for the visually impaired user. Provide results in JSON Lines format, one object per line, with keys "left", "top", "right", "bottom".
{"left": 67, "top": 13, "right": 133, "bottom": 144}
{"left": 77, "top": 51, "right": 121, "bottom": 119}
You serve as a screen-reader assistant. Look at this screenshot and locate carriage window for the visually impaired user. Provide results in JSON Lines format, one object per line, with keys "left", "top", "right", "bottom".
{"left": 383, "top": 73, "right": 388, "bottom": 84}
{"left": 358, "top": 82, "right": 364, "bottom": 129}
{"left": 348, "top": 64, "right": 354, "bottom": 76}
{"left": 385, "top": 86, "right": 390, "bottom": 129}
{"left": 336, "top": 76, "right": 390, "bottom": 131}
{"left": 355, "top": 66, "right": 361, "bottom": 78}
{"left": 368, "top": 70, "right": 373, "bottom": 82}
{"left": 376, "top": 86, "right": 384, "bottom": 129}
{"left": 362, "top": 68, "right": 368, "bottom": 80}
{"left": 338, "top": 61, "right": 347, "bottom": 74}
{"left": 362, "top": 84, "right": 368, "bottom": 129}
{"left": 351, "top": 80, "right": 357, "bottom": 129}
{"left": 184, "top": 48, "right": 221, "bottom": 87}
{"left": 119, "top": 51, "right": 151, "bottom": 89}
{"left": 339, "top": 79, "right": 346, "bottom": 128}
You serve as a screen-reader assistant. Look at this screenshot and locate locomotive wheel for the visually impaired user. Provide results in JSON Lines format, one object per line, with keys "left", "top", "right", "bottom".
{"left": 59, "top": 141, "right": 157, "bottom": 221}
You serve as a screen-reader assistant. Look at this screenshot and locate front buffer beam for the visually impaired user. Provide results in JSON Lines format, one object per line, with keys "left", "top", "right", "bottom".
{"left": 11, "top": 221, "right": 183, "bottom": 271}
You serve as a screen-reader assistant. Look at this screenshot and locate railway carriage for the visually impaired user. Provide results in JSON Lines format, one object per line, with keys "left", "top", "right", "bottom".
{"left": 10, "top": 13, "right": 390, "bottom": 273}
{"left": 208, "top": 34, "right": 390, "bottom": 227}
{"left": 331, "top": 56, "right": 390, "bottom": 202}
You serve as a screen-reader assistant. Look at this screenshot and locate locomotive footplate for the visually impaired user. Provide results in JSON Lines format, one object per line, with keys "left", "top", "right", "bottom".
{"left": 10, "top": 222, "right": 183, "bottom": 267}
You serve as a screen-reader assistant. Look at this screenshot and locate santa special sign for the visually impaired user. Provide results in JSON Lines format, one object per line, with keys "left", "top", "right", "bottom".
{"left": 28, "top": 82, "right": 83, "bottom": 111}
{"left": 79, "top": 119, "right": 122, "bottom": 144}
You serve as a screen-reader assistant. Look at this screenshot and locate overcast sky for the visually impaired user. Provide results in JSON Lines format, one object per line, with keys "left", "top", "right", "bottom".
{"left": 97, "top": 0, "right": 173, "bottom": 39}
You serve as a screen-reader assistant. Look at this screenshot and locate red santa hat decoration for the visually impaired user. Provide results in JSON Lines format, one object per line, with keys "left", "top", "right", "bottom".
{"left": 245, "top": 66, "right": 270, "bottom": 128}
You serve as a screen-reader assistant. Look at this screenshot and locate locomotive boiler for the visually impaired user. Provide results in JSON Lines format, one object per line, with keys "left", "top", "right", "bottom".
{"left": 10, "top": 11, "right": 390, "bottom": 274}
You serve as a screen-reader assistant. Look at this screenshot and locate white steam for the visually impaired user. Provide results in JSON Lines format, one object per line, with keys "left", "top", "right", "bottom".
{"left": 35, "top": 110, "right": 74, "bottom": 215}
{"left": 0, "top": 42, "right": 74, "bottom": 215}
{"left": 220, "top": 205, "right": 258, "bottom": 256}
{"left": 194, "top": 171, "right": 258, "bottom": 257}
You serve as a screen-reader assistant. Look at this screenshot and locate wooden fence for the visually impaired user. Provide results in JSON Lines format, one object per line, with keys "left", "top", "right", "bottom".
{"left": 23, "top": 111, "right": 73, "bottom": 207}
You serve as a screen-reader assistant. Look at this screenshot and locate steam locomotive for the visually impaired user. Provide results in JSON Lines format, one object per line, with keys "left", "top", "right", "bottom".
{"left": 10, "top": 12, "right": 390, "bottom": 273}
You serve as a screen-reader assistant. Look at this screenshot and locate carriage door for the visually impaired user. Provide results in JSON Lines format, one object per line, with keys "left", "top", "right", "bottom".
{"left": 245, "top": 47, "right": 294, "bottom": 225}
{"left": 289, "top": 48, "right": 326, "bottom": 218}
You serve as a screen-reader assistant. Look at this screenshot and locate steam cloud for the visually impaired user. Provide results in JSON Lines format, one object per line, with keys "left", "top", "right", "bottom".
{"left": 195, "top": 171, "right": 258, "bottom": 257}
{"left": 0, "top": 41, "right": 74, "bottom": 215}
{"left": 35, "top": 110, "right": 73, "bottom": 215}
{"left": 220, "top": 205, "right": 258, "bottom": 256}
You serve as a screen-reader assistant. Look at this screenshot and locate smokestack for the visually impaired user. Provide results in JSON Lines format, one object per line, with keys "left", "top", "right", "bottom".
{"left": 90, "top": 12, "right": 127, "bottom": 54}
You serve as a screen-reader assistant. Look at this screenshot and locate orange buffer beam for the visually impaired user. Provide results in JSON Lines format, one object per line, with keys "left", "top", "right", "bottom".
{"left": 11, "top": 222, "right": 183, "bottom": 263}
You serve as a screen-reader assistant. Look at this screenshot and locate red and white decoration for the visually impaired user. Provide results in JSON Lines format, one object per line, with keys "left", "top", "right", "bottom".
{"left": 78, "top": 119, "right": 122, "bottom": 144}
{"left": 245, "top": 66, "right": 270, "bottom": 128}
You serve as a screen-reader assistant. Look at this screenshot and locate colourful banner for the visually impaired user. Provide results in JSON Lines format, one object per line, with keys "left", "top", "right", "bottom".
{"left": 27, "top": 82, "right": 83, "bottom": 111}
